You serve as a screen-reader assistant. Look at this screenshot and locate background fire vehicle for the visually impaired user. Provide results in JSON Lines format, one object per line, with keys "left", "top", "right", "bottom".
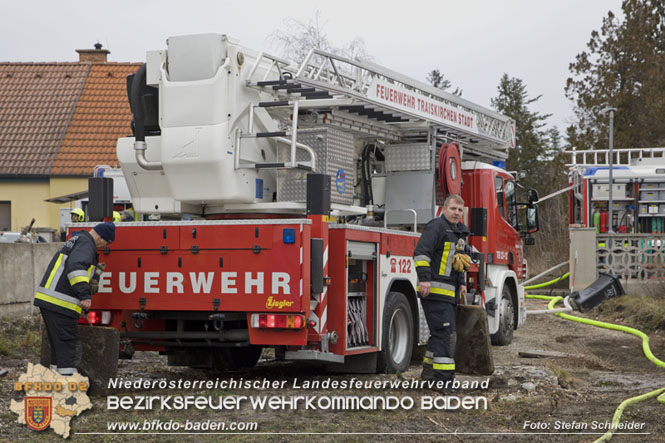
{"left": 568, "top": 147, "right": 665, "bottom": 235}
{"left": 75, "top": 33, "right": 539, "bottom": 375}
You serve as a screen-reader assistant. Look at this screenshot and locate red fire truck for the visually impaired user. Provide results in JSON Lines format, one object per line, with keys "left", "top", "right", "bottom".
{"left": 76, "top": 33, "right": 539, "bottom": 374}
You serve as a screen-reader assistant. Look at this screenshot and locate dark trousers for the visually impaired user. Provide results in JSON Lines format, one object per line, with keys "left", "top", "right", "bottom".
{"left": 40, "top": 308, "right": 81, "bottom": 375}
{"left": 420, "top": 299, "right": 456, "bottom": 382}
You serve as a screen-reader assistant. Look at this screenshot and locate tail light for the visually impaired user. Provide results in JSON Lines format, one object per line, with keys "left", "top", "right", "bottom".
{"left": 77, "top": 310, "right": 113, "bottom": 326}
{"left": 250, "top": 314, "right": 305, "bottom": 329}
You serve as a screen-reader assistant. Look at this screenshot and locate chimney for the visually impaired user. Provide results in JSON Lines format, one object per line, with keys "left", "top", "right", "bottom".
{"left": 76, "top": 42, "right": 110, "bottom": 63}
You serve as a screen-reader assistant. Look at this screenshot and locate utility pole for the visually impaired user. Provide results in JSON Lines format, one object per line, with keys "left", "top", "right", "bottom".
{"left": 601, "top": 107, "right": 617, "bottom": 234}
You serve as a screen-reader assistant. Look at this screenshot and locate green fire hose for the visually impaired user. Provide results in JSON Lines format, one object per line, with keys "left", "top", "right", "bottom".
{"left": 523, "top": 272, "right": 569, "bottom": 290}
{"left": 524, "top": 274, "right": 664, "bottom": 442}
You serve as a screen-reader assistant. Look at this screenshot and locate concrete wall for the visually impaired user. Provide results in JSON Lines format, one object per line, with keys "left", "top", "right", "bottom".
{"left": 0, "top": 242, "right": 62, "bottom": 318}
{"left": 569, "top": 228, "right": 598, "bottom": 292}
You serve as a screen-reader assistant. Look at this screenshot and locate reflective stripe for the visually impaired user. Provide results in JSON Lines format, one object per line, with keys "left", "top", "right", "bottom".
{"left": 57, "top": 368, "right": 77, "bottom": 376}
{"left": 425, "top": 351, "right": 434, "bottom": 358}
{"left": 38, "top": 287, "right": 82, "bottom": 306}
{"left": 439, "top": 242, "right": 454, "bottom": 276}
{"left": 67, "top": 270, "right": 89, "bottom": 280}
{"left": 414, "top": 261, "right": 430, "bottom": 267}
{"left": 433, "top": 363, "right": 455, "bottom": 370}
{"left": 45, "top": 254, "right": 64, "bottom": 288}
{"left": 431, "top": 281, "right": 456, "bottom": 291}
{"left": 35, "top": 290, "right": 82, "bottom": 314}
{"left": 68, "top": 269, "right": 91, "bottom": 286}
{"left": 423, "top": 357, "right": 433, "bottom": 365}
{"left": 69, "top": 276, "right": 89, "bottom": 285}
{"left": 433, "top": 357, "right": 455, "bottom": 371}
{"left": 88, "top": 265, "right": 94, "bottom": 279}
{"left": 430, "top": 287, "right": 455, "bottom": 297}
{"left": 430, "top": 281, "right": 456, "bottom": 297}
{"left": 414, "top": 255, "right": 430, "bottom": 264}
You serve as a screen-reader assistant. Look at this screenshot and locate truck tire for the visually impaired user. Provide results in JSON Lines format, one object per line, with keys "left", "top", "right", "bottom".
{"left": 491, "top": 285, "right": 515, "bottom": 346}
{"left": 213, "top": 345, "right": 263, "bottom": 370}
{"left": 377, "top": 292, "right": 414, "bottom": 373}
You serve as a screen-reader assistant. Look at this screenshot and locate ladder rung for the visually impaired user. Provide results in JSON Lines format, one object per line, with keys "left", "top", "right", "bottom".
{"left": 287, "top": 87, "right": 316, "bottom": 94}
{"left": 301, "top": 91, "right": 333, "bottom": 99}
{"left": 256, "top": 80, "right": 288, "bottom": 87}
{"left": 273, "top": 83, "right": 302, "bottom": 90}
{"left": 254, "top": 162, "right": 286, "bottom": 168}
{"left": 340, "top": 105, "right": 409, "bottom": 123}
{"left": 256, "top": 131, "right": 287, "bottom": 138}
{"left": 258, "top": 101, "right": 290, "bottom": 108}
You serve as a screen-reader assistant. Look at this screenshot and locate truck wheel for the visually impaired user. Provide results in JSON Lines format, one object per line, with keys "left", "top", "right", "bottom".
{"left": 377, "top": 292, "right": 414, "bottom": 373}
{"left": 491, "top": 285, "right": 515, "bottom": 346}
{"left": 213, "top": 345, "right": 263, "bottom": 370}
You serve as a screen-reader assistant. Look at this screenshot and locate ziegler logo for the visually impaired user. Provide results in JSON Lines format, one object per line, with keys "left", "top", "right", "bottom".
{"left": 266, "top": 296, "right": 294, "bottom": 309}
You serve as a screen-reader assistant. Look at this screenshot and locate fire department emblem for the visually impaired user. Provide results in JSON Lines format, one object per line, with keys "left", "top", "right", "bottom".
{"left": 335, "top": 169, "right": 346, "bottom": 195}
{"left": 25, "top": 397, "right": 52, "bottom": 431}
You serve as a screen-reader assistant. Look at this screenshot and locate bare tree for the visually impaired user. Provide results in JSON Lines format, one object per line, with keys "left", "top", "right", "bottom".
{"left": 269, "top": 10, "right": 373, "bottom": 64}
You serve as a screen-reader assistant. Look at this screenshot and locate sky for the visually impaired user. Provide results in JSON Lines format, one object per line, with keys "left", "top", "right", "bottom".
{"left": 2, "top": 0, "right": 624, "bottom": 135}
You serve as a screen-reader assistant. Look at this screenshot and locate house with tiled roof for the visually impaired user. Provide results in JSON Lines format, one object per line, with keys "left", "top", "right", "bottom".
{"left": 0, "top": 45, "right": 140, "bottom": 234}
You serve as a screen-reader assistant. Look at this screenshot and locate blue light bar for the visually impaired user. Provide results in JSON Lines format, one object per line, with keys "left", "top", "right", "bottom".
{"left": 283, "top": 228, "right": 295, "bottom": 244}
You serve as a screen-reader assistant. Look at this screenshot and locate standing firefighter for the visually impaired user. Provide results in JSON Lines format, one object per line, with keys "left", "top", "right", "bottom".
{"left": 70, "top": 208, "right": 85, "bottom": 223}
{"left": 34, "top": 222, "right": 115, "bottom": 375}
{"left": 414, "top": 195, "right": 471, "bottom": 382}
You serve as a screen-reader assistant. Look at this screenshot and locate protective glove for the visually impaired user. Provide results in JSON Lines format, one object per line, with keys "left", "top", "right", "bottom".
{"left": 90, "top": 262, "right": 106, "bottom": 294}
{"left": 451, "top": 239, "right": 471, "bottom": 273}
{"left": 452, "top": 253, "right": 471, "bottom": 272}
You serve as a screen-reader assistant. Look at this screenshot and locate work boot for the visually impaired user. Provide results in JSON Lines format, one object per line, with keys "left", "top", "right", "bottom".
{"left": 421, "top": 350, "right": 434, "bottom": 380}
{"left": 421, "top": 364, "right": 434, "bottom": 381}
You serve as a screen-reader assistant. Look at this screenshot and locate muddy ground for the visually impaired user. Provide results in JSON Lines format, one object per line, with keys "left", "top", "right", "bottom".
{"left": 1, "top": 297, "right": 664, "bottom": 442}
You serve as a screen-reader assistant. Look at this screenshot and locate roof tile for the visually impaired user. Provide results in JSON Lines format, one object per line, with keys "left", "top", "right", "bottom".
{"left": 51, "top": 64, "right": 140, "bottom": 175}
{"left": 0, "top": 63, "right": 89, "bottom": 175}
{"left": 0, "top": 62, "right": 141, "bottom": 177}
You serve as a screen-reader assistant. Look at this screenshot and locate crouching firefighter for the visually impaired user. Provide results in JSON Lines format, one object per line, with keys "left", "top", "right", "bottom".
{"left": 33, "top": 222, "right": 115, "bottom": 376}
{"left": 414, "top": 195, "right": 471, "bottom": 382}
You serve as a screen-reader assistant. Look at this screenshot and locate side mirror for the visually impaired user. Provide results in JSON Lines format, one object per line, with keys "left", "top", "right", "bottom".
{"left": 527, "top": 189, "right": 539, "bottom": 204}
{"left": 526, "top": 206, "right": 539, "bottom": 233}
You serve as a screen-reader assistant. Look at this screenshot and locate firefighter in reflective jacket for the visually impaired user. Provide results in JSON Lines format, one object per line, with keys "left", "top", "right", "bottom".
{"left": 414, "top": 195, "right": 470, "bottom": 382}
{"left": 33, "top": 222, "right": 115, "bottom": 376}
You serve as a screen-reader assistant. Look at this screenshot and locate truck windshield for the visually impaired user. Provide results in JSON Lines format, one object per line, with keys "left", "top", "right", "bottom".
{"left": 505, "top": 180, "right": 517, "bottom": 228}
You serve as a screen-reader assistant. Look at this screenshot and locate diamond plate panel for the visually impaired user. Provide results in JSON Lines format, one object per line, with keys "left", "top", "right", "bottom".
{"left": 418, "top": 301, "right": 429, "bottom": 345}
{"left": 384, "top": 143, "right": 431, "bottom": 172}
{"left": 277, "top": 128, "right": 355, "bottom": 205}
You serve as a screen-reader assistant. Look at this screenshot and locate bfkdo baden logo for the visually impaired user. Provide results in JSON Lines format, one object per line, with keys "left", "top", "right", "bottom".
{"left": 25, "top": 397, "right": 52, "bottom": 431}
{"left": 10, "top": 363, "right": 92, "bottom": 438}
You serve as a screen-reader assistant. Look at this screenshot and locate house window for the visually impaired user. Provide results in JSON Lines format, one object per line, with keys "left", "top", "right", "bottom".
{"left": 0, "top": 202, "right": 10, "bottom": 231}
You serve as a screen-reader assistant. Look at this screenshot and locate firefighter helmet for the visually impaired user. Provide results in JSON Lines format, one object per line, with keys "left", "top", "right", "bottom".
{"left": 113, "top": 211, "right": 122, "bottom": 222}
{"left": 70, "top": 208, "right": 85, "bottom": 222}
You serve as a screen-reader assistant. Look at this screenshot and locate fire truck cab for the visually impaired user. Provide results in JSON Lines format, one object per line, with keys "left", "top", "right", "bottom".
{"left": 76, "top": 33, "right": 539, "bottom": 375}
